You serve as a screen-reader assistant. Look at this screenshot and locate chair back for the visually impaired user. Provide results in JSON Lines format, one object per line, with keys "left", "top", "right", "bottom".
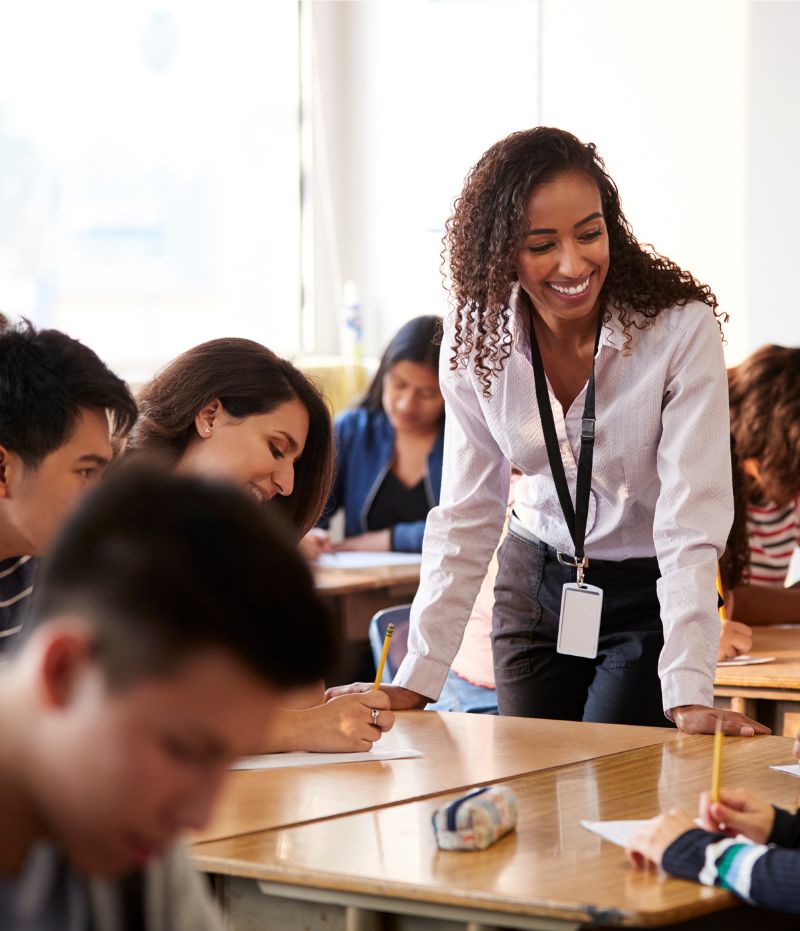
{"left": 368, "top": 605, "right": 411, "bottom": 684}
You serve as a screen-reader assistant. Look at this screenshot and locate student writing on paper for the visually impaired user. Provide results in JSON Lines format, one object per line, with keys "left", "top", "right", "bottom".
{"left": 0, "top": 467, "right": 337, "bottom": 931}
{"left": 725, "top": 346, "right": 800, "bottom": 624}
{"left": 302, "top": 316, "right": 445, "bottom": 560}
{"left": 329, "top": 127, "right": 765, "bottom": 736}
{"left": 0, "top": 320, "right": 137, "bottom": 650}
{"left": 628, "top": 784, "right": 800, "bottom": 915}
{"left": 125, "top": 340, "right": 394, "bottom": 752}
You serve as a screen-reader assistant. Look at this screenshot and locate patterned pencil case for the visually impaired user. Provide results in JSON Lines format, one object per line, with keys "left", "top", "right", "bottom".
{"left": 432, "top": 785, "right": 517, "bottom": 851}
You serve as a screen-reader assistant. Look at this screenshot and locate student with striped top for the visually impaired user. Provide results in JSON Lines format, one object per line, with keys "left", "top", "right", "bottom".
{"left": 0, "top": 319, "right": 137, "bottom": 648}
{"left": 727, "top": 346, "right": 800, "bottom": 624}
{"left": 628, "top": 785, "right": 800, "bottom": 915}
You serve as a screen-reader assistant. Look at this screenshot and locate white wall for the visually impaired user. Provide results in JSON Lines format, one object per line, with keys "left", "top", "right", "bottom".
{"left": 310, "top": 0, "right": 800, "bottom": 364}
{"left": 540, "top": 0, "right": 751, "bottom": 362}
{"left": 308, "top": 0, "right": 541, "bottom": 357}
{"left": 746, "top": 0, "right": 800, "bottom": 352}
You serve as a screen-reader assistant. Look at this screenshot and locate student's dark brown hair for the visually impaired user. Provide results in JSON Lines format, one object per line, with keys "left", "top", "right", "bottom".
{"left": 27, "top": 466, "right": 336, "bottom": 688}
{"left": 126, "top": 338, "right": 334, "bottom": 536}
{"left": 0, "top": 319, "right": 137, "bottom": 466}
{"left": 720, "top": 437, "right": 751, "bottom": 590}
{"left": 360, "top": 315, "right": 443, "bottom": 415}
{"left": 728, "top": 345, "right": 800, "bottom": 507}
{"left": 445, "top": 127, "right": 722, "bottom": 397}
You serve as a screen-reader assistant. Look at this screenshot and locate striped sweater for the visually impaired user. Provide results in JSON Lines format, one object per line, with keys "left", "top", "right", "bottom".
{"left": 0, "top": 555, "right": 37, "bottom": 650}
{"left": 663, "top": 808, "right": 800, "bottom": 914}
{"left": 746, "top": 497, "right": 800, "bottom": 587}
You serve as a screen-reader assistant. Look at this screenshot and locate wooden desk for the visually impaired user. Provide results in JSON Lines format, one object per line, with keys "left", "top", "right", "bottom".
{"left": 193, "top": 734, "right": 798, "bottom": 930}
{"left": 315, "top": 563, "right": 420, "bottom": 682}
{"left": 715, "top": 625, "right": 800, "bottom": 735}
{"left": 195, "top": 712, "right": 677, "bottom": 844}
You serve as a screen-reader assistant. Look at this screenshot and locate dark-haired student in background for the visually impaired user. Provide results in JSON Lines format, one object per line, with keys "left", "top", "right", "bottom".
{"left": 302, "top": 315, "right": 445, "bottom": 560}
{"left": 0, "top": 319, "right": 137, "bottom": 649}
{"left": 726, "top": 345, "right": 800, "bottom": 623}
{"left": 0, "top": 467, "right": 336, "bottom": 930}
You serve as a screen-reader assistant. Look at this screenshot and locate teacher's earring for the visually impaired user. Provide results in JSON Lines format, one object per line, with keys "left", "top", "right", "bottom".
{"left": 204, "top": 425, "right": 211, "bottom": 435}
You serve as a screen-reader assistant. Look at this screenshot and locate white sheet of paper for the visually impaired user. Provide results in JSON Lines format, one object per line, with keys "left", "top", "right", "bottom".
{"left": 316, "top": 552, "right": 422, "bottom": 570}
{"left": 581, "top": 819, "right": 650, "bottom": 847}
{"left": 717, "top": 655, "right": 776, "bottom": 667}
{"left": 232, "top": 747, "right": 422, "bottom": 771}
{"left": 770, "top": 764, "right": 800, "bottom": 777}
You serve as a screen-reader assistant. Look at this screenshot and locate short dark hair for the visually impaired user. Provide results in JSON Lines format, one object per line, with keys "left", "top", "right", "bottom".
{"left": 0, "top": 319, "right": 137, "bottom": 466}
{"left": 127, "top": 338, "right": 334, "bottom": 536}
{"left": 361, "top": 315, "right": 443, "bottom": 413}
{"left": 26, "top": 467, "right": 336, "bottom": 689}
{"left": 728, "top": 344, "right": 800, "bottom": 505}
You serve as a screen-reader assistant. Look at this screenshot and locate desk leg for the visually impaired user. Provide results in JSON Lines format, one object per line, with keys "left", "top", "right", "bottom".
{"left": 345, "top": 907, "right": 380, "bottom": 931}
{"left": 730, "top": 697, "right": 756, "bottom": 718}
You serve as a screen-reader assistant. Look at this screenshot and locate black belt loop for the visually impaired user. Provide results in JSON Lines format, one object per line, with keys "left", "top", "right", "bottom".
{"left": 528, "top": 310, "right": 601, "bottom": 569}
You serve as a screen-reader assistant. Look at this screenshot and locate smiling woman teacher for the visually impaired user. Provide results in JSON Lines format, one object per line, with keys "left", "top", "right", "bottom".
{"left": 332, "top": 127, "right": 767, "bottom": 736}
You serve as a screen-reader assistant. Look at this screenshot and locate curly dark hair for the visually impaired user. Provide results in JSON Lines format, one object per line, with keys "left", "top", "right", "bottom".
{"left": 728, "top": 344, "right": 800, "bottom": 508}
{"left": 444, "top": 127, "right": 723, "bottom": 396}
{"left": 720, "top": 437, "right": 751, "bottom": 590}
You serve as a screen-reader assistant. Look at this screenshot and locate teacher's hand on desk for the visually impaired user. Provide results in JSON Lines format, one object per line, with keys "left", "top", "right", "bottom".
{"left": 325, "top": 682, "right": 430, "bottom": 710}
{"left": 670, "top": 705, "right": 770, "bottom": 736}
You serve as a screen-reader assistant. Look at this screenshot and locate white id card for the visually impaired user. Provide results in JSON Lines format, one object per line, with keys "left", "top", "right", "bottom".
{"left": 556, "top": 583, "right": 603, "bottom": 659}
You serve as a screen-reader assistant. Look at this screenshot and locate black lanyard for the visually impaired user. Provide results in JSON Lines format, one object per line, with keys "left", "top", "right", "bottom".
{"left": 528, "top": 312, "right": 601, "bottom": 571}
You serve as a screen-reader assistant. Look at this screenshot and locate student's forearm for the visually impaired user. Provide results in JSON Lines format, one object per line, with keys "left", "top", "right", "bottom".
{"left": 731, "top": 583, "right": 800, "bottom": 625}
{"left": 259, "top": 707, "right": 308, "bottom": 753}
{"left": 664, "top": 829, "right": 800, "bottom": 915}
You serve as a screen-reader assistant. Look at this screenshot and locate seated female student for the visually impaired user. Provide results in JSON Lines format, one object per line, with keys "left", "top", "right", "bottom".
{"left": 725, "top": 345, "right": 800, "bottom": 624}
{"left": 125, "top": 337, "right": 394, "bottom": 752}
{"left": 302, "top": 315, "right": 444, "bottom": 558}
{"left": 628, "top": 784, "right": 800, "bottom": 915}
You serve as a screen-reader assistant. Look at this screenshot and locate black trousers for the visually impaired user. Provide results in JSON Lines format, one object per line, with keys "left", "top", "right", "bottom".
{"left": 491, "top": 526, "right": 673, "bottom": 728}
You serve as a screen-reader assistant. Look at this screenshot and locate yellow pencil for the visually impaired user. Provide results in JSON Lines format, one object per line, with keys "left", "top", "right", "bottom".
{"left": 711, "top": 718, "right": 724, "bottom": 804}
{"left": 716, "top": 568, "right": 727, "bottom": 622}
{"left": 373, "top": 623, "right": 395, "bottom": 689}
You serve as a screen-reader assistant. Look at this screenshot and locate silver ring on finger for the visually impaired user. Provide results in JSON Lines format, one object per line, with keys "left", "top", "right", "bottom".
{"left": 371, "top": 707, "right": 380, "bottom": 723}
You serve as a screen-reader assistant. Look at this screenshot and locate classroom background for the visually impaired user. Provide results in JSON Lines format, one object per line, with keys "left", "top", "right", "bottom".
{"left": 0, "top": 0, "right": 796, "bottom": 401}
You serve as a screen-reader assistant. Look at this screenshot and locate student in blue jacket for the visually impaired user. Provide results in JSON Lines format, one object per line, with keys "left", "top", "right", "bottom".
{"left": 304, "top": 316, "right": 444, "bottom": 557}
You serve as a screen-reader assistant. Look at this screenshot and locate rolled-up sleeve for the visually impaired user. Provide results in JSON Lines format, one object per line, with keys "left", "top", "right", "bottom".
{"left": 653, "top": 309, "right": 733, "bottom": 712}
{"left": 393, "top": 315, "right": 510, "bottom": 699}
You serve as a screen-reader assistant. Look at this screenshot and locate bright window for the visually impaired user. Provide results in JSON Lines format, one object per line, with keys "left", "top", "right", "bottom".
{"left": 0, "top": 1, "right": 301, "bottom": 382}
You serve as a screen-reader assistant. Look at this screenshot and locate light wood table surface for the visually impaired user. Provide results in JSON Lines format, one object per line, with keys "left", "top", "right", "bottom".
{"left": 715, "top": 625, "right": 800, "bottom": 735}
{"left": 315, "top": 561, "right": 421, "bottom": 599}
{"left": 194, "top": 734, "right": 799, "bottom": 930}
{"left": 194, "top": 711, "right": 677, "bottom": 844}
{"left": 315, "top": 563, "right": 421, "bottom": 681}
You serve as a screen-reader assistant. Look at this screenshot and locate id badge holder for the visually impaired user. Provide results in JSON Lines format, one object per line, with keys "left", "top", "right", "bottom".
{"left": 556, "top": 582, "right": 603, "bottom": 659}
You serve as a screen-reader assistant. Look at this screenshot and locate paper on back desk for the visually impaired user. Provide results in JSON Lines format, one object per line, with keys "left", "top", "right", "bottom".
{"left": 771, "top": 763, "right": 800, "bottom": 777}
{"left": 232, "top": 747, "right": 423, "bottom": 770}
{"left": 717, "top": 655, "right": 776, "bottom": 667}
{"left": 316, "top": 551, "right": 422, "bottom": 570}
